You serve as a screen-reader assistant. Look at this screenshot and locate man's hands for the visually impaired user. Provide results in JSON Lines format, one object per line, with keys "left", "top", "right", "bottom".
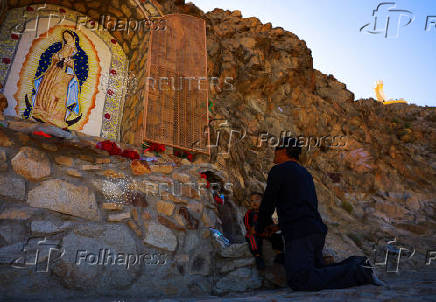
{"left": 248, "top": 224, "right": 279, "bottom": 237}
{"left": 260, "top": 224, "right": 280, "bottom": 237}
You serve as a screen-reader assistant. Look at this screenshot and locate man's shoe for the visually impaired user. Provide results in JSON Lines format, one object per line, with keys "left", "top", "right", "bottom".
{"left": 255, "top": 256, "right": 265, "bottom": 270}
{"left": 274, "top": 253, "right": 285, "bottom": 264}
{"left": 361, "top": 257, "right": 373, "bottom": 268}
{"left": 361, "top": 263, "right": 386, "bottom": 286}
{"left": 370, "top": 270, "right": 386, "bottom": 286}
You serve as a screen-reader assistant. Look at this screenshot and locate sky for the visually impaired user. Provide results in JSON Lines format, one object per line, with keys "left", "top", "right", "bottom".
{"left": 191, "top": 0, "right": 436, "bottom": 107}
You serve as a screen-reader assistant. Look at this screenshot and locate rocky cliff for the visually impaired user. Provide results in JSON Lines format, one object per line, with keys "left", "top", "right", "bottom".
{"left": 158, "top": 0, "right": 436, "bottom": 265}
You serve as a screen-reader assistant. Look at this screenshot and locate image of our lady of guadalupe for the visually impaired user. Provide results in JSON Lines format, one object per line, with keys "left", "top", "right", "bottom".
{"left": 23, "top": 30, "right": 88, "bottom": 129}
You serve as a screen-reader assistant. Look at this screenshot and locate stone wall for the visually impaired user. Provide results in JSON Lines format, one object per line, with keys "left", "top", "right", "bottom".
{"left": 0, "top": 116, "right": 267, "bottom": 299}
{"left": 120, "top": 29, "right": 150, "bottom": 145}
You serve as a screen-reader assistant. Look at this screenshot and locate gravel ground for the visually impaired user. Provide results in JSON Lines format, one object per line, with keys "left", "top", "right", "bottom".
{"left": 7, "top": 270, "right": 433, "bottom": 302}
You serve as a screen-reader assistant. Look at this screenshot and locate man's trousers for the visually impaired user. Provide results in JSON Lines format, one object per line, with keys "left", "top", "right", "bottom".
{"left": 284, "top": 232, "right": 373, "bottom": 291}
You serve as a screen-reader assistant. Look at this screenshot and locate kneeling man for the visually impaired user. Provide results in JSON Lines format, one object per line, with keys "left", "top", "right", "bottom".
{"left": 255, "top": 137, "right": 383, "bottom": 291}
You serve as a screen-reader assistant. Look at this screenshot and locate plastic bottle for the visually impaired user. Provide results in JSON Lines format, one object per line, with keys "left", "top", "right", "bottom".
{"left": 209, "top": 227, "right": 230, "bottom": 248}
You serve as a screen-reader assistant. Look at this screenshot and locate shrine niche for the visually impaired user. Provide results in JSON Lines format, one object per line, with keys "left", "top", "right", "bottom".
{"left": 0, "top": 5, "right": 129, "bottom": 140}
{"left": 142, "top": 14, "right": 209, "bottom": 154}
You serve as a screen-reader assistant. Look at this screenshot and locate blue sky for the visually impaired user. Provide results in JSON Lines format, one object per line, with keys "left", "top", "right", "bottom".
{"left": 191, "top": 0, "right": 436, "bottom": 107}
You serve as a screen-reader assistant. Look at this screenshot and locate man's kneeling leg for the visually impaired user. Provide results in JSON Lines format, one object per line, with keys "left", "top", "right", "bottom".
{"left": 284, "top": 233, "right": 373, "bottom": 291}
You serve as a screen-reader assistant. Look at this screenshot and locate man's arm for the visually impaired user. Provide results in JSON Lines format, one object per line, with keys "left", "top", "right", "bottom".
{"left": 255, "top": 165, "right": 281, "bottom": 234}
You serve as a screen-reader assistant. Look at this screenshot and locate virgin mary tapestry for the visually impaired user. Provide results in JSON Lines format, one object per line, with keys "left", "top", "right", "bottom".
{"left": 15, "top": 25, "right": 101, "bottom": 130}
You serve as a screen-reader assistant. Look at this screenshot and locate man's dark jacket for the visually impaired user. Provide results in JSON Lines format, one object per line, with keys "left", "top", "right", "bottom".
{"left": 255, "top": 160, "right": 327, "bottom": 239}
